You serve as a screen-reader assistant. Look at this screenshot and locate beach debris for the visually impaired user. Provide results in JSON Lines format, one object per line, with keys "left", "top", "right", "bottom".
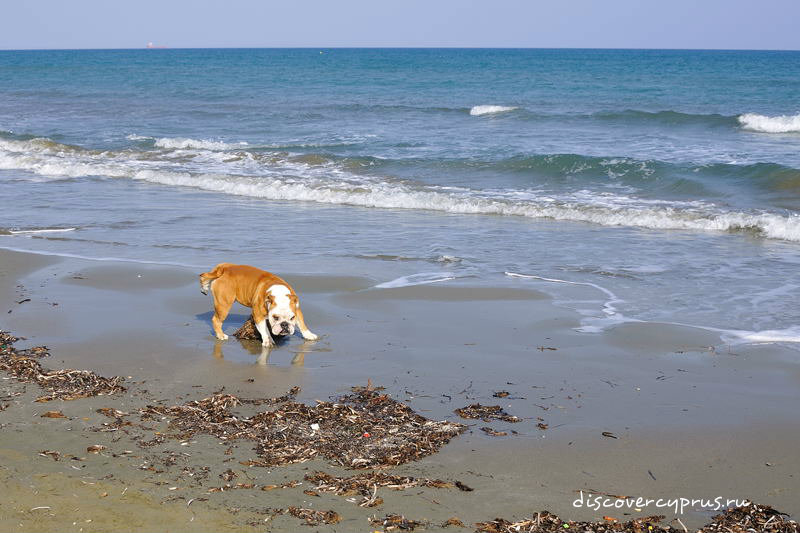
{"left": 38, "top": 450, "right": 61, "bottom": 461}
{"left": 305, "top": 471, "right": 455, "bottom": 507}
{"left": 455, "top": 481, "right": 473, "bottom": 492}
{"left": 480, "top": 427, "right": 507, "bottom": 437}
{"left": 537, "top": 422, "right": 549, "bottom": 430}
{"left": 233, "top": 317, "right": 261, "bottom": 340}
{"left": 371, "top": 514, "right": 425, "bottom": 531}
{"left": 699, "top": 503, "right": 797, "bottom": 532}
{"left": 492, "top": 391, "right": 510, "bottom": 398}
{"left": 220, "top": 468, "right": 238, "bottom": 482}
{"left": 475, "top": 510, "right": 668, "bottom": 532}
{"left": 0, "top": 331, "right": 125, "bottom": 402}
{"left": 40, "top": 410, "right": 67, "bottom": 418}
{"left": 454, "top": 404, "right": 520, "bottom": 423}
{"left": 260, "top": 480, "right": 301, "bottom": 491}
{"left": 287, "top": 506, "right": 341, "bottom": 526}
{"left": 601, "top": 431, "right": 618, "bottom": 439}
{"left": 207, "top": 483, "right": 256, "bottom": 493}
{"left": 139, "top": 385, "right": 465, "bottom": 469}
{"left": 87, "top": 445, "right": 107, "bottom": 453}
{"left": 473, "top": 504, "right": 798, "bottom": 532}
{"left": 442, "top": 517, "right": 465, "bottom": 528}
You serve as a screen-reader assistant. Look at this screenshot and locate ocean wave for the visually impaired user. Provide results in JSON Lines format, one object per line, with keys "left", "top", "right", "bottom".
{"left": 470, "top": 105, "right": 518, "bottom": 116}
{"left": 593, "top": 109, "right": 737, "bottom": 127}
{"left": 2, "top": 135, "right": 800, "bottom": 243}
{"left": 1, "top": 227, "right": 77, "bottom": 235}
{"left": 154, "top": 137, "right": 247, "bottom": 150}
{"left": 127, "top": 135, "right": 246, "bottom": 150}
{"left": 738, "top": 112, "right": 800, "bottom": 133}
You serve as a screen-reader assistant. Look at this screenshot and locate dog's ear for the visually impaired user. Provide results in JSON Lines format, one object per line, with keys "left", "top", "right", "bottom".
{"left": 265, "top": 292, "right": 276, "bottom": 310}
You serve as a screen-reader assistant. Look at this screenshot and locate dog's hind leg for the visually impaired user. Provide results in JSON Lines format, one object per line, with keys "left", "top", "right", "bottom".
{"left": 211, "top": 291, "right": 234, "bottom": 341}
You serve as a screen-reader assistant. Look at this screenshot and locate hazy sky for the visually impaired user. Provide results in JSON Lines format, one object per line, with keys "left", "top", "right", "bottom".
{"left": 2, "top": 0, "right": 798, "bottom": 51}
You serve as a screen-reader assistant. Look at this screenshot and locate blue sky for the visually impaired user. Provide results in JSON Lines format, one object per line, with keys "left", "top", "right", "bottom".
{"left": 2, "top": 0, "right": 799, "bottom": 50}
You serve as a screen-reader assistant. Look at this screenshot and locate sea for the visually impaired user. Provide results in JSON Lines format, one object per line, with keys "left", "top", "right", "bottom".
{"left": 1, "top": 48, "right": 799, "bottom": 345}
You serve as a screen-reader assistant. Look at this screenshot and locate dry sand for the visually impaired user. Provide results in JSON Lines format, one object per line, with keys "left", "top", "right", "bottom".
{"left": 1, "top": 248, "right": 798, "bottom": 531}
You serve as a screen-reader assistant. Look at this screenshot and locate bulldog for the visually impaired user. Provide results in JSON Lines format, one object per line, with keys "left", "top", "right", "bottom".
{"left": 199, "top": 263, "right": 318, "bottom": 347}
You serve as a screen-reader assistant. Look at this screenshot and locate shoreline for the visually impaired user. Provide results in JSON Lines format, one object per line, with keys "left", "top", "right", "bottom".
{"left": 1, "top": 247, "right": 798, "bottom": 530}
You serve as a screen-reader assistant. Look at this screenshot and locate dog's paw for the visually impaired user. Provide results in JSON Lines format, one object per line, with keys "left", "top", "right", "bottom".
{"left": 262, "top": 340, "right": 275, "bottom": 348}
{"left": 302, "top": 332, "right": 319, "bottom": 341}
{"left": 216, "top": 333, "right": 229, "bottom": 341}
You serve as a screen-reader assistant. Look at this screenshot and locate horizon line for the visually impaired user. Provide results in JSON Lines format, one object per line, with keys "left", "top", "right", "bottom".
{"left": 1, "top": 45, "right": 799, "bottom": 53}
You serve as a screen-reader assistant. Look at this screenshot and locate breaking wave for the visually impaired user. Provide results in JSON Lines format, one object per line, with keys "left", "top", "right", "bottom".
{"left": 127, "top": 135, "right": 247, "bottom": 150}
{"left": 738, "top": 112, "right": 800, "bottom": 133}
{"left": 2, "top": 134, "right": 800, "bottom": 243}
{"left": 470, "top": 105, "right": 518, "bottom": 116}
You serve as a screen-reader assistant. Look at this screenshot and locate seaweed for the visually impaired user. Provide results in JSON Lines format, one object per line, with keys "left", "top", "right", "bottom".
{"left": 454, "top": 404, "right": 520, "bottom": 423}
{"left": 139, "top": 386, "right": 466, "bottom": 469}
{"left": 0, "top": 330, "right": 125, "bottom": 402}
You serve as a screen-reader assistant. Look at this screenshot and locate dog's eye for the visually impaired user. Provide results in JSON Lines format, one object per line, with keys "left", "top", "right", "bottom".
{"left": 290, "top": 316, "right": 295, "bottom": 321}
{"left": 272, "top": 315, "right": 279, "bottom": 321}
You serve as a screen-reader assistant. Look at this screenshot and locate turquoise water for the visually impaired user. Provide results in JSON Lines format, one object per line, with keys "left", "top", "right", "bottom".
{"left": 1, "top": 48, "right": 799, "bottom": 343}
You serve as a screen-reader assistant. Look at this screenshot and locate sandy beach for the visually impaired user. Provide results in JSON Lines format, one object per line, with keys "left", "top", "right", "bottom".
{"left": 1, "top": 247, "right": 798, "bottom": 531}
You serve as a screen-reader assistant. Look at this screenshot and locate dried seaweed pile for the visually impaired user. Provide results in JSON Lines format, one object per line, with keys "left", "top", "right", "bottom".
{"left": 0, "top": 330, "right": 125, "bottom": 402}
{"left": 475, "top": 505, "right": 798, "bottom": 533}
{"left": 476, "top": 511, "right": 668, "bottom": 533}
{"left": 454, "top": 403, "right": 520, "bottom": 423}
{"left": 141, "top": 386, "right": 465, "bottom": 469}
{"left": 371, "top": 514, "right": 425, "bottom": 531}
{"left": 699, "top": 503, "right": 797, "bottom": 532}
{"left": 305, "top": 470, "right": 455, "bottom": 507}
{"left": 233, "top": 316, "right": 260, "bottom": 340}
{"left": 287, "top": 507, "right": 341, "bottom": 526}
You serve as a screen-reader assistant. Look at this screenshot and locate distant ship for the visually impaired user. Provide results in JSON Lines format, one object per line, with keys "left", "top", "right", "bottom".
{"left": 146, "top": 42, "right": 168, "bottom": 49}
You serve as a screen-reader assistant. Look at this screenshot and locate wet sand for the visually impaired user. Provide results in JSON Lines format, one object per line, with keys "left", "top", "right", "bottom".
{"left": 1, "top": 248, "right": 799, "bottom": 531}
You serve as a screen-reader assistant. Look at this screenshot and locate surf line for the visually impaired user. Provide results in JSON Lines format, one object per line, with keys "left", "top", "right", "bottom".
{"left": 505, "top": 271, "right": 623, "bottom": 319}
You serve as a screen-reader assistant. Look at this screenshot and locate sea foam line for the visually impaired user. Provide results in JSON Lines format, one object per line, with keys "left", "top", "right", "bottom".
{"left": 373, "top": 272, "right": 456, "bottom": 289}
{"left": 507, "top": 271, "right": 800, "bottom": 346}
{"left": 2, "top": 227, "right": 77, "bottom": 235}
{"left": 0, "top": 244, "right": 204, "bottom": 269}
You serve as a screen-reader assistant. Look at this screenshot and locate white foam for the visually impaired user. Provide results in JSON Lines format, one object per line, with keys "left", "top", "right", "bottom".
{"left": 3, "top": 136, "right": 800, "bottom": 243}
{"left": 374, "top": 272, "right": 456, "bottom": 289}
{"left": 469, "top": 105, "right": 518, "bottom": 116}
{"left": 6, "top": 227, "right": 77, "bottom": 235}
{"left": 153, "top": 137, "right": 245, "bottom": 150}
{"left": 505, "top": 271, "right": 631, "bottom": 332}
{"left": 738, "top": 112, "right": 800, "bottom": 133}
{"left": 720, "top": 326, "right": 800, "bottom": 344}
{"left": 0, "top": 244, "right": 203, "bottom": 268}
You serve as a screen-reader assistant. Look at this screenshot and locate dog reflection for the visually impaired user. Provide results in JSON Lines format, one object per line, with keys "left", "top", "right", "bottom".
{"left": 213, "top": 337, "right": 314, "bottom": 366}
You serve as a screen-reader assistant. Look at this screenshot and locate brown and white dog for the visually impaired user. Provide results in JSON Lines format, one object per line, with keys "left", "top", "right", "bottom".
{"left": 199, "top": 263, "right": 318, "bottom": 347}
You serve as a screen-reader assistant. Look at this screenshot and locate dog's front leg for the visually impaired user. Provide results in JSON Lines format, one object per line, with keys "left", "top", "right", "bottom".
{"left": 254, "top": 319, "right": 275, "bottom": 348}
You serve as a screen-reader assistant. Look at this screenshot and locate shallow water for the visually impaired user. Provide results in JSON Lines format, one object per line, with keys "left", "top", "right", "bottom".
{"left": 1, "top": 48, "right": 800, "bottom": 345}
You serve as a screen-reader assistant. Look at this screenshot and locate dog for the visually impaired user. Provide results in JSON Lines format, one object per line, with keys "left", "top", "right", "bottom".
{"left": 199, "top": 263, "right": 318, "bottom": 347}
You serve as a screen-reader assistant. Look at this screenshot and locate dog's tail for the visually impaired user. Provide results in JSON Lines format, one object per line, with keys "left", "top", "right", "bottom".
{"left": 199, "top": 263, "right": 232, "bottom": 295}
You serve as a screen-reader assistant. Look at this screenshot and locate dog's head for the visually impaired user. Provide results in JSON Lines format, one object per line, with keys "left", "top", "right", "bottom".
{"left": 266, "top": 284, "right": 297, "bottom": 337}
